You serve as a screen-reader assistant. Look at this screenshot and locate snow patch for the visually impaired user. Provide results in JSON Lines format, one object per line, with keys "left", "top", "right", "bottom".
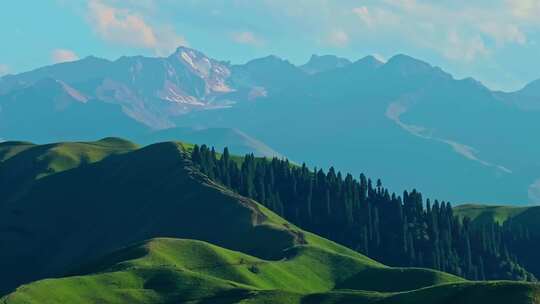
{"left": 180, "top": 51, "right": 195, "bottom": 69}
{"left": 178, "top": 50, "right": 233, "bottom": 93}
{"left": 162, "top": 87, "right": 204, "bottom": 106}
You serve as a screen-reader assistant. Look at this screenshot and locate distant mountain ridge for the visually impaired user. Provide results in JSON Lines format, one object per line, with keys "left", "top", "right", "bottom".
{"left": 300, "top": 54, "right": 353, "bottom": 74}
{"left": 1, "top": 47, "right": 540, "bottom": 204}
{"left": 176, "top": 51, "right": 540, "bottom": 204}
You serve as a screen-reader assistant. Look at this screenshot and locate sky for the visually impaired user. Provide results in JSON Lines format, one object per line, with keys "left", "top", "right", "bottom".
{"left": 1, "top": 0, "right": 540, "bottom": 91}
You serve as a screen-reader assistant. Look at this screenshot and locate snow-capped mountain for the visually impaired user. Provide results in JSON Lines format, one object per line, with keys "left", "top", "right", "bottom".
{"left": 0, "top": 47, "right": 241, "bottom": 129}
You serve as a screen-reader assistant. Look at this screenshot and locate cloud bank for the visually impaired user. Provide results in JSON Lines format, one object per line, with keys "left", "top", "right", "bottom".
{"left": 87, "top": 0, "right": 186, "bottom": 55}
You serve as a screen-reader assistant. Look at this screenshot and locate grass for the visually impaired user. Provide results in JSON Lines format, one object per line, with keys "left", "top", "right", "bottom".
{"left": 454, "top": 204, "right": 532, "bottom": 225}
{"left": 3, "top": 238, "right": 539, "bottom": 304}
{"left": 0, "top": 138, "right": 138, "bottom": 206}
{"left": 454, "top": 204, "right": 540, "bottom": 236}
{"left": 0, "top": 137, "right": 138, "bottom": 179}
{"left": 0, "top": 140, "right": 313, "bottom": 293}
{"left": 1, "top": 139, "right": 539, "bottom": 303}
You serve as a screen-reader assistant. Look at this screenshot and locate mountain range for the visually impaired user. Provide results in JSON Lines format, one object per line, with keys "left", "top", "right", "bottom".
{"left": 1, "top": 47, "right": 539, "bottom": 205}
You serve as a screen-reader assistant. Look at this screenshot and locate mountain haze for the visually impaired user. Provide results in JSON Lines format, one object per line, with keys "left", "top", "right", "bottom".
{"left": 1, "top": 47, "right": 539, "bottom": 204}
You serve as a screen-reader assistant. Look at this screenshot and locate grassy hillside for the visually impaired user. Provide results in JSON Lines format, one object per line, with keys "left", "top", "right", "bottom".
{"left": 454, "top": 204, "right": 540, "bottom": 235}
{"left": 0, "top": 138, "right": 138, "bottom": 204}
{"left": 455, "top": 203, "right": 540, "bottom": 280}
{"left": 1, "top": 139, "right": 539, "bottom": 303}
{"left": 454, "top": 204, "right": 532, "bottom": 225}
{"left": 4, "top": 238, "right": 540, "bottom": 304}
{"left": 0, "top": 139, "right": 294, "bottom": 293}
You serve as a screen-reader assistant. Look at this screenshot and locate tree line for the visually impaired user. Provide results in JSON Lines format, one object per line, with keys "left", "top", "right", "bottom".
{"left": 191, "top": 144, "right": 535, "bottom": 281}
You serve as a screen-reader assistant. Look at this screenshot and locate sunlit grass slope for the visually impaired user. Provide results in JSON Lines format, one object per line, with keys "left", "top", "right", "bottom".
{"left": 454, "top": 204, "right": 532, "bottom": 225}
{"left": 455, "top": 204, "right": 540, "bottom": 236}
{"left": 0, "top": 138, "right": 138, "bottom": 203}
{"left": 4, "top": 238, "right": 540, "bottom": 304}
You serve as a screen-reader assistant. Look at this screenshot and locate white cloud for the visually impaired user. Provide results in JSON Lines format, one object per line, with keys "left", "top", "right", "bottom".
{"left": 441, "top": 31, "right": 489, "bottom": 62}
{"left": 325, "top": 29, "right": 349, "bottom": 47}
{"left": 51, "top": 49, "right": 79, "bottom": 63}
{"left": 0, "top": 64, "right": 8, "bottom": 76}
{"left": 78, "top": 0, "right": 536, "bottom": 65}
{"left": 479, "top": 22, "right": 526, "bottom": 46}
{"left": 87, "top": 0, "right": 186, "bottom": 55}
{"left": 349, "top": 0, "right": 533, "bottom": 62}
{"left": 232, "top": 31, "right": 264, "bottom": 47}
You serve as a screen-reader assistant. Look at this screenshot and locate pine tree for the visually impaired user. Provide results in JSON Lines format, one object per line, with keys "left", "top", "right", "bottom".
{"left": 189, "top": 145, "right": 535, "bottom": 282}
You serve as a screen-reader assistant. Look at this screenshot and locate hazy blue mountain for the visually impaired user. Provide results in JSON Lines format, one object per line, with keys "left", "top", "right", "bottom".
{"left": 497, "top": 79, "right": 540, "bottom": 111}
{"left": 0, "top": 49, "right": 279, "bottom": 156}
{"left": 517, "top": 79, "right": 540, "bottom": 97}
{"left": 0, "top": 78, "right": 147, "bottom": 143}
{"left": 0, "top": 47, "right": 245, "bottom": 130}
{"left": 229, "top": 55, "right": 308, "bottom": 95}
{"left": 1, "top": 47, "right": 539, "bottom": 204}
{"left": 300, "top": 54, "right": 352, "bottom": 74}
{"left": 176, "top": 54, "right": 540, "bottom": 205}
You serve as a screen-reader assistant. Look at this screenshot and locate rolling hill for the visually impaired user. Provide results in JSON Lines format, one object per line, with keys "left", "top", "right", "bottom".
{"left": 454, "top": 204, "right": 535, "bottom": 226}
{"left": 0, "top": 139, "right": 539, "bottom": 303}
{"left": 454, "top": 204, "right": 540, "bottom": 235}
{"left": 4, "top": 238, "right": 540, "bottom": 304}
{"left": 455, "top": 204, "right": 540, "bottom": 281}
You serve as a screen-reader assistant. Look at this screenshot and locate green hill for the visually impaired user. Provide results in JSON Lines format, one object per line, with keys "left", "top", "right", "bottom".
{"left": 4, "top": 238, "right": 540, "bottom": 304}
{"left": 0, "top": 138, "right": 138, "bottom": 203}
{"left": 454, "top": 204, "right": 540, "bottom": 235}
{"left": 454, "top": 204, "right": 532, "bottom": 225}
{"left": 0, "top": 139, "right": 292, "bottom": 293}
{"left": 1, "top": 139, "right": 539, "bottom": 303}
{"left": 454, "top": 203, "right": 540, "bottom": 280}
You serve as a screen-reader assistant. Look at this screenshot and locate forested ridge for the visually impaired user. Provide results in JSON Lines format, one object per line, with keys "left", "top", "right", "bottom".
{"left": 191, "top": 144, "right": 535, "bottom": 281}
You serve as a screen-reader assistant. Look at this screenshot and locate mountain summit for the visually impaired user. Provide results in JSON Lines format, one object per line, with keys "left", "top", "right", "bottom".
{"left": 300, "top": 54, "right": 352, "bottom": 74}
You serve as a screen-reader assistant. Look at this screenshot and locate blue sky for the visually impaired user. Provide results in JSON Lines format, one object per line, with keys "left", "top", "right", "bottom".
{"left": 1, "top": 0, "right": 540, "bottom": 91}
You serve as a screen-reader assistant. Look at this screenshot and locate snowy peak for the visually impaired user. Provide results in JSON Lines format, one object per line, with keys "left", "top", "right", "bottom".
{"left": 169, "top": 46, "right": 233, "bottom": 94}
